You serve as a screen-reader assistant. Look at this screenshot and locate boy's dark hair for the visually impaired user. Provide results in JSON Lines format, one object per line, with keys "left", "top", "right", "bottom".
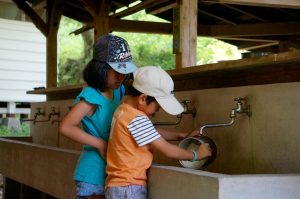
{"left": 83, "top": 59, "right": 110, "bottom": 91}
{"left": 127, "top": 85, "right": 156, "bottom": 105}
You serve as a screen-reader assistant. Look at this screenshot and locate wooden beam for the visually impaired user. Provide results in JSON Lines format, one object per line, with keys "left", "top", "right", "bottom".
{"left": 204, "top": 0, "right": 300, "bottom": 9}
{"left": 221, "top": 3, "right": 269, "bottom": 22}
{"left": 12, "top": 0, "right": 47, "bottom": 36}
{"left": 209, "top": 22, "right": 300, "bottom": 37}
{"left": 70, "top": 19, "right": 208, "bottom": 36}
{"left": 240, "top": 41, "right": 279, "bottom": 51}
{"left": 199, "top": 9, "right": 236, "bottom": 25}
{"left": 173, "top": 0, "right": 198, "bottom": 68}
{"left": 168, "top": 50, "right": 300, "bottom": 90}
{"left": 46, "top": 0, "right": 63, "bottom": 88}
{"left": 82, "top": 0, "right": 111, "bottom": 40}
{"left": 148, "top": 2, "right": 177, "bottom": 15}
{"left": 110, "top": 19, "right": 174, "bottom": 34}
{"left": 112, "top": 0, "right": 168, "bottom": 18}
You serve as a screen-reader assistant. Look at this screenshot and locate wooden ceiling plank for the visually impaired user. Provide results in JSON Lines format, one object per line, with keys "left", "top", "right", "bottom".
{"left": 217, "top": 36, "right": 278, "bottom": 43}
{"left": 199, "top": 9, "right": 236, "bottom": 25}
{"left": 209, "top": 22, "right": 300, "bottom": 37}
{"left": 148, "top": 2, "right": 177, "bottom": 15}
{"left": 203, "top": 0, "right": 300, "bottom": 9}
{"left": 112, "top": 0, "right": 169, "bottom": 18}
{"left": 12, "top": 0, "right": 48, "bottom": 36}
{"left": 110, "top": 18, "right": 174, "bottom": 34}
{"left": 221, "top": 3, "right": 269, "bottom": 22}
{"left": 240, "top": 41, "right": 279, "bottom": 51}
{"left": 71, "top": 24, "right": 93, "bottom": 35}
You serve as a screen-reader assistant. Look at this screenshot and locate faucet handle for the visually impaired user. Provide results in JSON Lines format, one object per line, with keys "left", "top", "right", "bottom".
{"left": 181, "top": 100, "right": 197, "bottom": 117}
{"left": 181, "top": 100, "right": 191, "bottom": 111}
{"left": 234, "top": 97, "right": 245, "bottom": 102}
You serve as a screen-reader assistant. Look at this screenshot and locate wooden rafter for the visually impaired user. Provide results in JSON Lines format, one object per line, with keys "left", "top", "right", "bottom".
{"left": 70, "top": 19, "right": 300, "bottom": 39}
{"left": 203, "top": 0, "right": 300, "bottom": 9}
{"left": 221, "top": 3, "right": 269, "bottom": 22}
{"left": 111, "top": 0, "right": 169, "bottom": 18}
{"left": 239, "top": 41, "right": 279, "bottom": 51}
{"left": 148, "top": 2, "right": 177, "bottom": 15}
{"left": 199, "top": 9, "right": 236, "bottom": 25}
{"left": 217, "top": 37, "right": 278, "bottom": 43}
{"left": 12, "top": 0, "right": 48, "bottom": 36}
{"left": 209, "top": 22, "right": 300, "bottom": 37}
{"left": 111, "top": 18, "right": 173, "bottom": 34}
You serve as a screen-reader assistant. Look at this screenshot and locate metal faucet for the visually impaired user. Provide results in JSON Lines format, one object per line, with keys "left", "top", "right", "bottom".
{"left": 230, "top": 97, "right": 251, "bottom": 118}
{"left": 181, "top": 100, "right": 197, "bottom": 118}
{"left": 200, "top": 97, "right": 251, "bottom": 135}
{"left": 153, "top": 100, "right": 197, "bottom": 126}
{"left": 35, "top": 107, "right": 60, "bottom": 124}
{"left": 21, "top": 107, "right": 45, "bottom": 124}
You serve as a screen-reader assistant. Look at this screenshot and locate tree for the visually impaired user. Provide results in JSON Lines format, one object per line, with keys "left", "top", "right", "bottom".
{"left": 57, "top": 11, "right": 240, "bottom": 85}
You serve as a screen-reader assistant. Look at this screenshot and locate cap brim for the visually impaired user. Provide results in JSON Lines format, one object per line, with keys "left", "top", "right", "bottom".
{"left": 156, "top": 96, "right": 184, "bottom": 115}
{"left": 108, "top": 61, "right": 138, "bottom": 74}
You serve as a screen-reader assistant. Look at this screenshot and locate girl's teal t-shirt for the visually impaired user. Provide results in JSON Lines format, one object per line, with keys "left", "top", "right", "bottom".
{"left": 73, "top": 85, "right": 124, "bottom": 185}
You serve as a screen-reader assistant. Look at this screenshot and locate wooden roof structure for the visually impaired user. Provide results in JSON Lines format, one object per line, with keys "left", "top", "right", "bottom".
{"left": 11, "top": 0, "right": 300, "bottom": 89}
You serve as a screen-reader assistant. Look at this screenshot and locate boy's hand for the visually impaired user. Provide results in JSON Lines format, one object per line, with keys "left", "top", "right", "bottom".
{"left": 187, "top": 129, "right": 200, "bottom": 137}
{"left": 196, "top": 143, "right": 212, "bottom": 160}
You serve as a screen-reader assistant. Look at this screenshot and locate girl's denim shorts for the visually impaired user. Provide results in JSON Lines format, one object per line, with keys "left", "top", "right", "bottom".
{"left": 75, "top": 181, "right": 105, "bottom": 198}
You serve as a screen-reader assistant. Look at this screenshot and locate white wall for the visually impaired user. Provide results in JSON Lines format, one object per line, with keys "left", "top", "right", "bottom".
{"left": 0, "top": 18, "right": 46, "bottom": 102}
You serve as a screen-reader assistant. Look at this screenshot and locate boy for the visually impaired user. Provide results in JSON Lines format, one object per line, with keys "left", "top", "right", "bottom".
{"left": 106, "top": 66, "right": 212, "bottom": 199}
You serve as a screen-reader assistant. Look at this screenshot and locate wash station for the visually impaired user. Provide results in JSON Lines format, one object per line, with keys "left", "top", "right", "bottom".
{"left": 1, "top": 0, "right": 300, "bottom": 198}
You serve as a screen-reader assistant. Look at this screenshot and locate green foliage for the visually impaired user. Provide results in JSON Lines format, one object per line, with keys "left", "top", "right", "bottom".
{"left": 115, "top": 32, "right": 175, "bottom": 70}
{"left": 0, "top": 123, "right": 30, "bottom": 137}
{"left": 57, "top": 11, "right": 241, "bottom": 85}
{"left": 57, "top": 17, "right": 91, "bottom": 86}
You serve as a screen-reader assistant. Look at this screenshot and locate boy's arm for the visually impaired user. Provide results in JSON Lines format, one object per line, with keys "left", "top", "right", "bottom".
{"left": 150, "top": 137, "right": 211, "bottom": 161}
{"left": 156, "top": 128, "right": 200, "bottom": 141}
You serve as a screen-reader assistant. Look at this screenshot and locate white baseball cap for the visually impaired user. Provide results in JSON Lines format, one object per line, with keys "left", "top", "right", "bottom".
{"left": 132, "top": 66, "right": 184, "bottom": 115}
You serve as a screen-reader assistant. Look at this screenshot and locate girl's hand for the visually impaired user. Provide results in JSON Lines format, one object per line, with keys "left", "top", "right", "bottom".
{"left": 98, "top": 140, "right": 108, "bottom": 160}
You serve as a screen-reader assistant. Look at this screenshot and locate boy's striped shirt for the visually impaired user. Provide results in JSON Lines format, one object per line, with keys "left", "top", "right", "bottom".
{"left": 128, "top": 115, "right": 160, "bottom": 146}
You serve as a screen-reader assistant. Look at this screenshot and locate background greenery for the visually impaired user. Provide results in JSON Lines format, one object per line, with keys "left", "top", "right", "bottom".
{"left": 57, "top": 10, "right": 241, "bottom": 86}
{"left": 0, "top": 123, "right": 30, "bottom": 137}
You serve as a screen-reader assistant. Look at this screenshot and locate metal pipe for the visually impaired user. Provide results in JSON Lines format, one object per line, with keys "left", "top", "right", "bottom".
{"left": 200, "top": 117, "right": 235, "bottom": 135}
{"left": 21, "top": 107, "right": 45, "bottom": 123}
{"left": 153, "top": 115, "right": 182, "bottom": 126}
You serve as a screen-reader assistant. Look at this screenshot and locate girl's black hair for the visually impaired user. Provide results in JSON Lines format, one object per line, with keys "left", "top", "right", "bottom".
{"left": 127, "top": 85, "right": 157, "bottom": 105}
{"left": 83, "top": 59, "right": 110, "bottom": 91}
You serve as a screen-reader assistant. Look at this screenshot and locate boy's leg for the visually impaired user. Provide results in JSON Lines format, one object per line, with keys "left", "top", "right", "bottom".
{"left": 106, "top": 185, "right": 147, "bottom": 199}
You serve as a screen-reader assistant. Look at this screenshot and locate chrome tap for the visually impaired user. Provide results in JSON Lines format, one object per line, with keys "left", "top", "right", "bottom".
{"left": 231, "top": 97, "right": 251, "bottom": 117}
{"left": 199, "top": 97, "right": 251, "bottom": 135}
{"left": 181, "top": 100, "right": 197, "bottom": 118}
{"left": 35, "top": 106, "right": 60, "bottom": 124}
{"left": 21, "top": 107, "right": 45, "bottom": 123}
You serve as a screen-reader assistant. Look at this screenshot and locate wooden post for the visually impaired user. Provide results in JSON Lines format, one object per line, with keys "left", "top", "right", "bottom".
{"left": 82, "top": 0, "right": 111, "bottom": 41}
{"left": 173, "top": 0, "right": 197, "bottom": 69}
{"left": 46, "top": 0, "right": 63, "bottom": 88}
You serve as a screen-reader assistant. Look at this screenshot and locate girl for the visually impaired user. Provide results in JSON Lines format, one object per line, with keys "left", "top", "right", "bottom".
{"left": 59, "top": 34, "right": 137, "bottom": 199}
